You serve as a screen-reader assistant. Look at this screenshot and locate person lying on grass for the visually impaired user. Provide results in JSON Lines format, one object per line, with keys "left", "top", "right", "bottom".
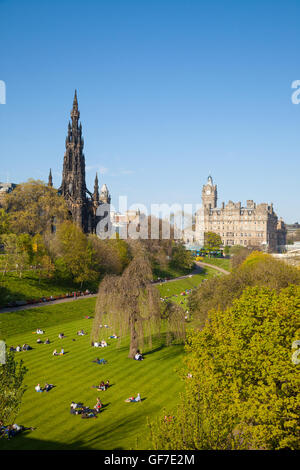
{"left": 36, "top": 329, "right": 44, "bottom": 334}
{"left": 125, "top": 393, "right": 141, "bottom": 403}
{"left": 59, "top": 348, "right": 65, "bottom": 355}
{"left": 81, "top": 408, "right": 97, "bottom": 419}
{"left": 0, "top": 421, "right": 35, "bottom": 440}
{"left": 100, "top": 340, "right": 107, "bottom": 347}
{"left": 69, "top": 402, "right": 97, "bottom": 418}
{"left": 44, "top": 383, "right": 54, "bottom": 392}
{"left": 58, "top": 333, "right": 65, "bottom": 339}
{"left": 53, "top": 349, "right": 58, "bottom": 356}
{"left": 92, "top": 358, "right": 107, "bottom": 365}
{"left": 44, "top": 338, "right": 50, "bottom": 344}
{"left": 109, "top": 334, "right": 119, "bottom": 339}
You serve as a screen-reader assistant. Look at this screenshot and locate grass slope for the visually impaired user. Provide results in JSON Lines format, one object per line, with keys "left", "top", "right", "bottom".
{"left": 202, "top": 257, "right": 231, "bottom": 271}
{"left": 0, "top": 300, "right": 184, "bottom": 450}
{"left": 157, "top": 267, "right": 219, "bottom": 310}
{"left": 0, "top": 271, "right": 98, "bottom": 307}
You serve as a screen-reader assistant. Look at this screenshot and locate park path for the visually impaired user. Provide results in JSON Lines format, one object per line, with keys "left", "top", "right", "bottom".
{"left": 0, "top": 261, "right": 230, "bottom": 314}
{"left": 196, "top": 261, "right": 230, "bottom": 276}
{"left": 0, "top": 294, "right": 98, "bottom": 314}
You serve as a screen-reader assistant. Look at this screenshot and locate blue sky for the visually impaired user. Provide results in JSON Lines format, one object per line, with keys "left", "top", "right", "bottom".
{"left": 0, "top": 0, "right": 300, "bottom": 222}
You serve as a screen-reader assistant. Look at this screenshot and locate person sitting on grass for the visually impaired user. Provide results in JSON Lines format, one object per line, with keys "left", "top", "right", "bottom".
{"left": 59, "top": 348, "right": 65, "bottom": 355}
{"left": 58, "top": 333, "right": 65, "bottom": 339}
{"left": 36, "top": 329, "right": 44, "bottom": 334}
{"left": 94, "top": 397, "right": 102, "bottom": 413}
{"left": 44, "top": 338, "right": 50, "bottom": 344}
{"left": 100, "top": 340, "right": 107, "bottom": 347}
{"left": 35, "top": 384, "right": 43, "bottom": 393}
{"left": 52, "top": 349, "right": 58, "bottom": 356}
{"left": 37, "top": 338, "right": 42, "bottom": 344}
{"left": 134, "top": 350, "right": 143, "bottom": 361}
{"left": 15, "top": 345, "right": 21, "bottom": 352}
{"left": 77, "top": 330, "right": 86, "bottom": 336}
{"left": 97, "top": 381, "right": 106, "bottom": 391}
{"left": 70, "top": 402, "right": 78, "bottom": 414}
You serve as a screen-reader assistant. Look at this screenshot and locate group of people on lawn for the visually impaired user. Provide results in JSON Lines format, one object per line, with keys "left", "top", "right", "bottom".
{"left": 35, "top": 383, "right": 54, "bottom": 393}
{"left": 7, "top": 322, "right": 144, "bottom": 433}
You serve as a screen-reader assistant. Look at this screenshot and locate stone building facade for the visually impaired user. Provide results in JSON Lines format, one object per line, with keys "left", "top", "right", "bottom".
{"left": 0, "top": 182, "right": 17, "bottom": 207}
{"left": 186, "top": 176, "right": 286, "bottom": 252}
{"left": 56, "top": 91, "right": 111, "bottom": 233}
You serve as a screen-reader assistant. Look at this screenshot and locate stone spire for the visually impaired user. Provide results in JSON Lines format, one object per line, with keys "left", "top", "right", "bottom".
{"left": 48, "top": 169, "right": 53, "bottom": 187}
{"left": 60, "top": 90, "right": 89, "bottom": 231}
{"left": 93, "top": 172, "right": 99, "bottom": 205}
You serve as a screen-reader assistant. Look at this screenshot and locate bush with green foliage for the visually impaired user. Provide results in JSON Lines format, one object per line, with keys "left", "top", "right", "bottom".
{"left": 188, "top": 252, "right": 300, "bottom": 327}
{"left": 150, "top": 285, "right": 300, "bottom": 450}
{"left": 0, "top": 351, "right": 27, "bottom": 425}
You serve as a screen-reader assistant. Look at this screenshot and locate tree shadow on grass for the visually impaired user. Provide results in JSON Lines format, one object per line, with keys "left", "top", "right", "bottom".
{"left": 0, "top": 413, "right": 146, "bottom": 450}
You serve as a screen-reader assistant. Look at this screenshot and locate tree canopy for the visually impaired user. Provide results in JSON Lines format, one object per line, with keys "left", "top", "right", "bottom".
{"left": 3, "top": 179, "right": 69, "bottom": 236}
{"left": 0, "top": 350, "right": 27, "bottom": 425}
{"left": 150, "top": 285, "right": 300, "bottom": 450}
{"left": 188, "top": 252, "right": 300, "bottom": 327}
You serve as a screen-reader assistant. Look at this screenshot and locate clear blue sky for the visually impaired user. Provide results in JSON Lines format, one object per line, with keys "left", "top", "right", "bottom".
{"left": 1, "top": 0, "right": 300, "bottom": 223}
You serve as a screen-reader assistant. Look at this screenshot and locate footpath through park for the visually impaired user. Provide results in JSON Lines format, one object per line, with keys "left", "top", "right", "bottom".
{"left": 0, "top": 262, "right": 230, "bottom": 314}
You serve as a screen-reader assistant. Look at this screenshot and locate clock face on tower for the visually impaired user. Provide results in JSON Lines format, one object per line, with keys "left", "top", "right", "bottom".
{"left": 206, "top": 189, "right": 211, "bottom": 195}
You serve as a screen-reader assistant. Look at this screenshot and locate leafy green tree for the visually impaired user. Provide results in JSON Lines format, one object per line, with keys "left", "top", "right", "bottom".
{"left": 150, "top": 286, "right": 300, "bottom": 450}
{"left": 188, "top": 252, "right": 300, "bottom": 328}
{"left": 0, "top": 350, "right": 27, "bottom": 425}
{"left": 0, "top": 233, "right": 33, "bottom": 278}
{"left": 54, "top": 221, "right": 98, "bottom": 287}
{"left": 0, "top": 209, "right": 10, "bottom": 236}
{"left": 204, "top": 232, "right": 222, "bottom": 250}
{"left": 32, "top": 234, "right": 54, "bottom": 282}
{"left": 92, "top": 242, "right": 185, "bottom": 358}
{"left": 170, "top": 243, "right": 194, "bottom": 271}
{"left": 4, "top": 179, "right": 69, "bottom": 236}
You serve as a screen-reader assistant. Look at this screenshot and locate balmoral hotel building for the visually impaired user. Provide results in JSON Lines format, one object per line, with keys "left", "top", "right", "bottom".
{"left": 184, "top": 176, "right": 286, "bottom": 252}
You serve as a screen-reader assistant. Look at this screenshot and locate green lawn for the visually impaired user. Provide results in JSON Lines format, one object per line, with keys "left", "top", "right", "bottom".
{"left": 0, "top": 271, "right": 99, "bottom": 308}
{"left": 152, "top": 262, "right": 195, "bottom": 280}
{"left": 202, "top": 257, "right": 231, "bottom": 271}
{"left": 0, "top": 298, "right": 184, "bottom": 450}
{"left": 157, "top": 267, "right": 219, "bottom": 310}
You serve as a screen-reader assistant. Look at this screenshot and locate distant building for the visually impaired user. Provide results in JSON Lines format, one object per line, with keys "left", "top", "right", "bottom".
{"left": 0, "top": 182, "right": 17, "bottom": 206}
{"left": 184, "top": 176, "right": 286, "bottom": 253}
{"left": 110, "top": 209, "right": 144, "bottom": 236}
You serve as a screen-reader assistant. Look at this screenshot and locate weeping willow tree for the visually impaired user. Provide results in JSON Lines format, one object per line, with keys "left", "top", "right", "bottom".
{"left": 91, "top": 242, "right": 186, "bottom": 358}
